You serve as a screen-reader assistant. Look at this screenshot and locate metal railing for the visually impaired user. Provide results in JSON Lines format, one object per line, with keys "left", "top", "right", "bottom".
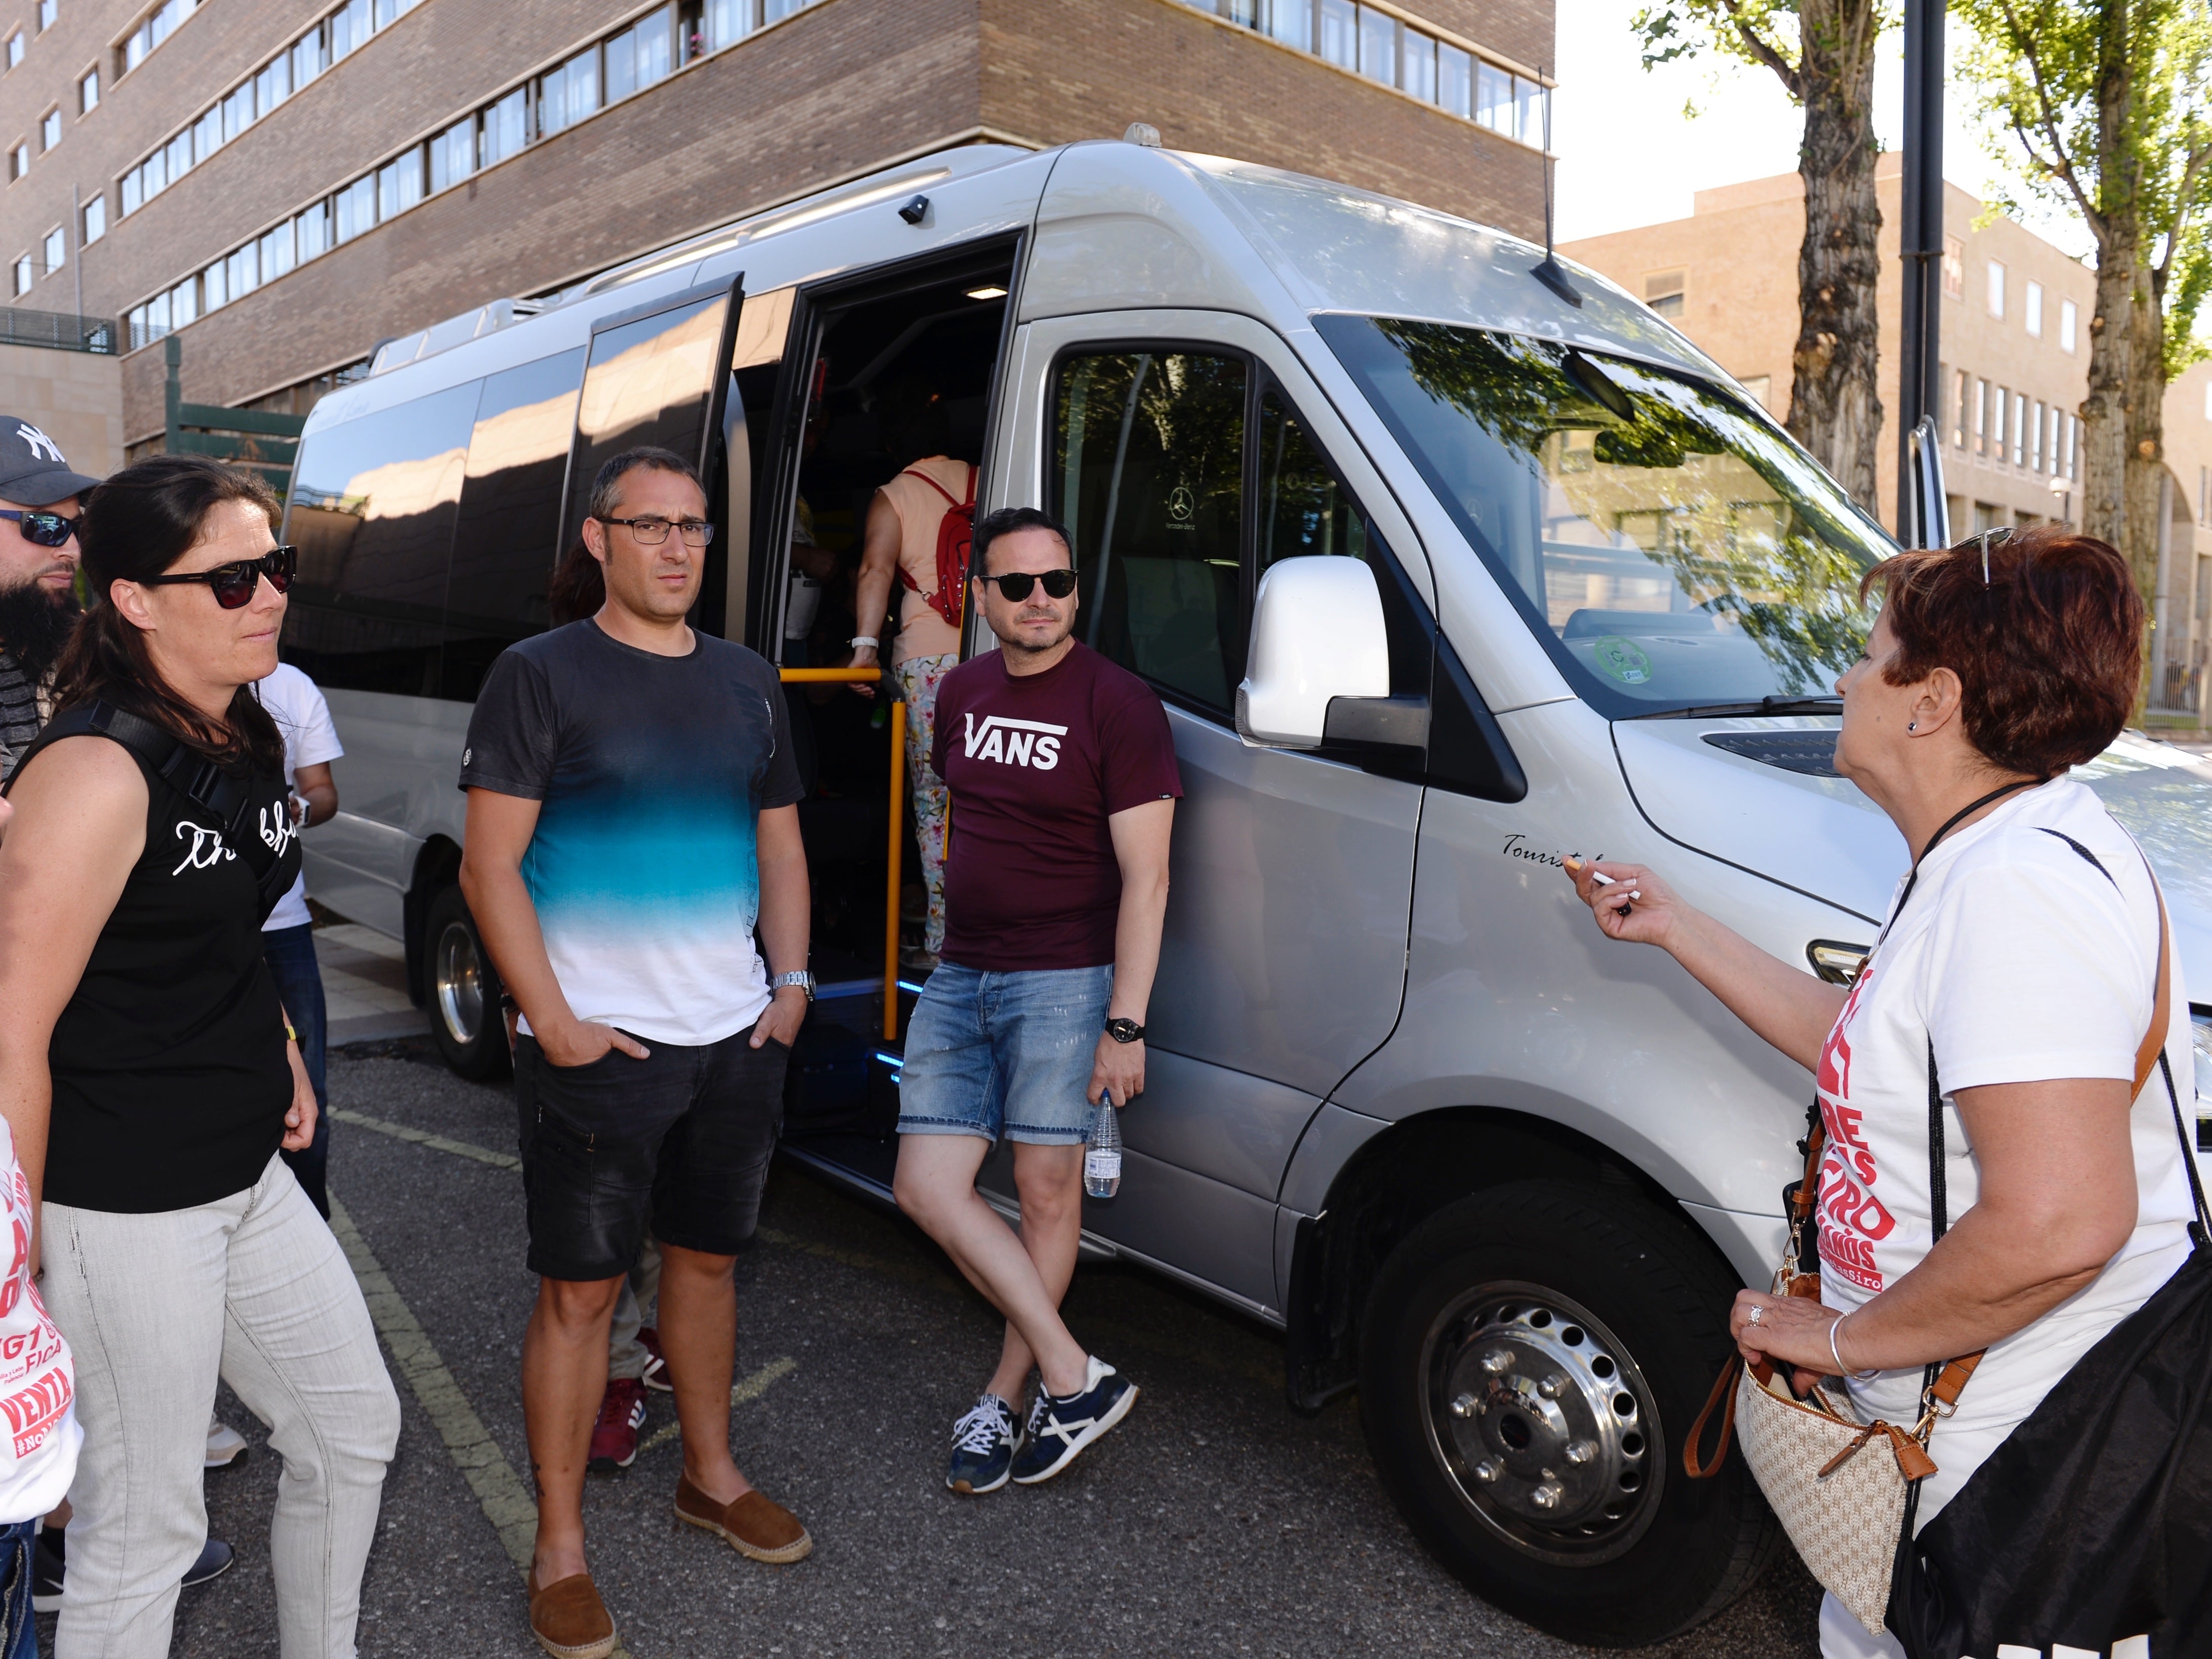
{"left": 0, "top": 307, "right": 120, "bottom": 355}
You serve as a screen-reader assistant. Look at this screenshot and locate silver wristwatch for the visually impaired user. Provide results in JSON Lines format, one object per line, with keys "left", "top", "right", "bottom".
{"left": 769, "top": 969, "right": 815, "bottom": 1001}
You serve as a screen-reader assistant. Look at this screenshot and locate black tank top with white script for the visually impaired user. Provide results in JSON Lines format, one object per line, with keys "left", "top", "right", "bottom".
{"left": 16, "top": 731, "right": 300, "bottom": 1212}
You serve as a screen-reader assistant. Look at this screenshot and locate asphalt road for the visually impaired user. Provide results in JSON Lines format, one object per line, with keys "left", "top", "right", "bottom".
{"left": 90, "top": 1038, "right": 1825, "bottom": 1658}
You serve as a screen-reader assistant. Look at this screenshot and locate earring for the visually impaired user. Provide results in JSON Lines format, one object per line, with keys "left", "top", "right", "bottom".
{"left": 1908, "top": 721, "right": 1918, "bottom": 732}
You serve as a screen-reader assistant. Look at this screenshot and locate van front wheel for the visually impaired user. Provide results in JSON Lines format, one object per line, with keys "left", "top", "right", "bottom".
{"left": 422, "top": 885, "right": 509, "bottom": 1081}
{"left": 1358, "top": 1180, "right": 1778, "bottom": 1647}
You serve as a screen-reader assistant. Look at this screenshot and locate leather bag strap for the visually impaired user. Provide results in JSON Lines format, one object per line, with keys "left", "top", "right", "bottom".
{"left": 1683, "top": 1353, "right": 1743, "bottom": 1478}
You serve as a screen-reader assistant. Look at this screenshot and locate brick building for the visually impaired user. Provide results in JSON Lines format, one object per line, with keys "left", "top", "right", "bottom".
{"left": 1, "top": 0, "right": 1553, "bottom": 448}
{"left": 1565, "top": 154, "right": 2212, "bottom": 725}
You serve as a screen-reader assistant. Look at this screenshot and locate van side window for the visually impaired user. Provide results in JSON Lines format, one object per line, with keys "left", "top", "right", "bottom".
{"left": 1055, "top": 351, "right": 1246, "bottom": 715}
{"left": 282, "top": 381, "right": 480, "bottom": 696}
{"left": 561, "top": 287, "right": 734, "bottom": 551}
{"left": 1256, "top": 383, "right": 1367, "bottom": 571}
{"left": 442, "top": 347, "right": 587, "bottom": 700}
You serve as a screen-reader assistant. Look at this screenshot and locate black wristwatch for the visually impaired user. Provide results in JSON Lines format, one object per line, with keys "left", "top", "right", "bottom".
{"left": 1104, "top": 1016, "right": 1145, "bottom": 1044}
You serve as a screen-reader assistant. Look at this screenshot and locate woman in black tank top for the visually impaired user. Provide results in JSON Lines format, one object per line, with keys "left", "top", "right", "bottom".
{"left": 0, "top": 457, "right": 396, "bottom": 1658}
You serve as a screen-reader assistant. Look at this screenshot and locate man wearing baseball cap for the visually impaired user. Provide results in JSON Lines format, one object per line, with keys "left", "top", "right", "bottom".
{"left": 0, "top": 417, "right": 101, "bottom": 781}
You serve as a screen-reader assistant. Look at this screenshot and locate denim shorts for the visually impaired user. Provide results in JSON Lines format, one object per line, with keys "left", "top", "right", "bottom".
{"left": 897, "top": 964, "right": 1112, "bottom": 1145}
{"left": 513, "top": 1023, "right": 788, "bottom": 1282}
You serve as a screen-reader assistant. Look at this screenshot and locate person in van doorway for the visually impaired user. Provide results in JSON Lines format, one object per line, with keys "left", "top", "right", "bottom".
{"left": 0, "top": 416, "right": 99, "bottom": 782}
{"left": 891, "top": 506, "right": 1178, "bottom": 1495}
{"left": 252, "top": 662, "right": 343, "bottom": 1221}
{"left": 460, "top": 447, "right": 815, "bottom": 1659}
{"left": 0, "top": 456, "right": 399, "bottom": 1659}
{"left": 849, "top": 384, "right": 974, "bottom": 971}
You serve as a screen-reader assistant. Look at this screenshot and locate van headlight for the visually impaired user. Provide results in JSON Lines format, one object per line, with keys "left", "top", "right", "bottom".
{"left": 2192, "top": 1010, "right": 2212, "bottom": 1151}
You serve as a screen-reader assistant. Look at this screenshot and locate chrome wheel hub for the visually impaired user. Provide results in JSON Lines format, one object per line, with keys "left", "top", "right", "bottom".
{"left": 434, "top": 921, "right": 484, "bottom": 1046}
{"left": 1421, "top": 1282, "right": 1661, "bottom": 1565}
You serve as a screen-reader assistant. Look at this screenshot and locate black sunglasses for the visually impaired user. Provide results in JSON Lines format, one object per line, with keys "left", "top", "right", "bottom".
{"left": 140, "top": 545, "right": 298, "bottom": 609}
{"left": 0, "top": 509, "right": 79, "bottom": 548}
{"left": 977, "top": 568, "right": 1077, "bottom": 601}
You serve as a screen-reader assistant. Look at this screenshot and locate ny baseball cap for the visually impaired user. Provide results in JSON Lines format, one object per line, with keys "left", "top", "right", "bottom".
{"left": 0, "top": 417, "right": 103, "bottom": 506}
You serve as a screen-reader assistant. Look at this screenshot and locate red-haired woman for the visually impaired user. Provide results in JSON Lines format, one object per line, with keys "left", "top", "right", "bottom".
{"left": 1564, "top": 528, "right": 2198, "bottom": 1658}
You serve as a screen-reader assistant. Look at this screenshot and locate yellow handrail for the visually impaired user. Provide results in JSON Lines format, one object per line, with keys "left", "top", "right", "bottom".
{"left": 778, "top": 666, "right": 906, "bottom": 1041}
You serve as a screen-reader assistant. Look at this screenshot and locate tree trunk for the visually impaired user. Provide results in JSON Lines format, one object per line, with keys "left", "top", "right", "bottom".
{"left": 2080, "top": 0, "right": 2143, "bottom": 595}
{"left": 1785, "top": 0, "right": 1884, "bottom": 513}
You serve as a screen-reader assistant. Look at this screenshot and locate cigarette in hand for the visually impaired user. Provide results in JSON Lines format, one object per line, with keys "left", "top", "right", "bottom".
{"left": 1585, "top": 868, "right": 1642, "bottom": 900}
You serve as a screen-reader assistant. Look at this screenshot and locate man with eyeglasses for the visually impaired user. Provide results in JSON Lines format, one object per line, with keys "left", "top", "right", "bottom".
{"left": 458, "top": 447, "right": 814, "bottom": 1659}
{"left": 0, "top": 418, "right": 99, "bottom": 782}
{"left": 891, "top": 505, "right": 1178, "bottom": 1496}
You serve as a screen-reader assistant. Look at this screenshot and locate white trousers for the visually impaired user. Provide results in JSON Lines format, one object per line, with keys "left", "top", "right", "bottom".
{"left": 41, "top": 1155, "right": 399, "bottom": 1659}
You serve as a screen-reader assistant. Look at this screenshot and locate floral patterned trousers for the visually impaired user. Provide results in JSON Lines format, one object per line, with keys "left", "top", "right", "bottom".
{"left": 895, "top": 652, "right": 956, "bottom": 955}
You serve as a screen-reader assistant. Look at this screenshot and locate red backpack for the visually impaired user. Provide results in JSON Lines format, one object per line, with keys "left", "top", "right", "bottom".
{"left": 896, "top": 462, "right": 976, "bottom": 630}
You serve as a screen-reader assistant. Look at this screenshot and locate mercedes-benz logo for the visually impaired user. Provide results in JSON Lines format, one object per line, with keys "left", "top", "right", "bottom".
{"left": 1167, "top": 485, "right": 1195, "bottom": 522}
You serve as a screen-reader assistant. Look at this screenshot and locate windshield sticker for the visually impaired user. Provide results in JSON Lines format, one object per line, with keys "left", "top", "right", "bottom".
{"left": 1590, "top": 636, "right": 1653, "bottom": 685}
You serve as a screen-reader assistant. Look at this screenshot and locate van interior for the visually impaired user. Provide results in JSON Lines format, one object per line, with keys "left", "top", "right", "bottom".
{"left": 733, "top": 249, "right": 1015, "bottom": 1174}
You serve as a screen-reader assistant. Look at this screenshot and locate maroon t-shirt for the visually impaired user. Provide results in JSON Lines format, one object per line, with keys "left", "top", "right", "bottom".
{"left": 931, "top": 641, "right": 1182, "bottom": 972}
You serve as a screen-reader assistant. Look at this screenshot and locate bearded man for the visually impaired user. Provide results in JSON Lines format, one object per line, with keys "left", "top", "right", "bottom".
{"left": 0, "top": 418, "right": 99, "bottom": 781}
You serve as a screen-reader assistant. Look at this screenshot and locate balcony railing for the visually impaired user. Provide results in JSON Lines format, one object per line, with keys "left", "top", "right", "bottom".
{"left": 0, "top": 308, "right": 121, "bottom": 355}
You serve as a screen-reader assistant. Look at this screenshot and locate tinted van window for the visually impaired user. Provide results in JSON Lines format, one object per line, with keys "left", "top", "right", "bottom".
{"left": 443, "top": 347, "right": 586, "bottom": 700}
{"left": 560, "top": 287, "right": 732, "bottom": 551}
{"left": 1055, "top": 351, "right": 1246, "bottom": 714}
{"left": 282, "top": 381, "right": 479, "bottom": 696}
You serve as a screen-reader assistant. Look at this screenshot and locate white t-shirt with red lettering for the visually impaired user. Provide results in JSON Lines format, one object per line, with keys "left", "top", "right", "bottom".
{"left": 1814, "top": 776, "right": 2198, "bottom": 1524}
{"left": 0, "top": 1116, "right": 76, "bottom": 1521}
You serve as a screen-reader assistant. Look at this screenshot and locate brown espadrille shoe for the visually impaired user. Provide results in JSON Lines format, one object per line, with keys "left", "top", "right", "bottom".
{"left": 674, "top": 1473, "right": 813, "bottom": 1564}
{"left": 526, "top": 1568, "right": 616, "bottom": 1659}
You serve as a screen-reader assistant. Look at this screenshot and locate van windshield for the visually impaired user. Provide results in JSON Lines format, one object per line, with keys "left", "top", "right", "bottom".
{"left": 1316, "top": 315, "right": 1892, "bottom": 717}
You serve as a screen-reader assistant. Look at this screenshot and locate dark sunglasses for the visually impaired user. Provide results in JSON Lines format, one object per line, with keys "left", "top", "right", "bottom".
{"left": 140, "top": 545, "right": 298, "bottom": 609}
{"left": 977, "top": 568, "right": 1077, "bottom": 602}
{"left": 0, "top": 509, "right": 79, "bottom": 548}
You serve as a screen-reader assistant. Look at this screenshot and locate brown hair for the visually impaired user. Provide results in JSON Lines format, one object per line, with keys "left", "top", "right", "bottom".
{"left": 1861, "top": 527, "right": 2143, "bottom": 777}
{"left": 50, "top": 455, "right": 286, "bottom": 775}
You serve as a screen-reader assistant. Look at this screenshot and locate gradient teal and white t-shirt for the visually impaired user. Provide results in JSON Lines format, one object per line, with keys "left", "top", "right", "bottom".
{"left": 459, "top": 619, "right": 803, "bottom": 1046}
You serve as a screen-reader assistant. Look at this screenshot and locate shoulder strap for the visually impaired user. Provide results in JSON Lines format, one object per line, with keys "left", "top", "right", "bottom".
{"left": 899, "top": 465, "right": 961, "bottom": 510}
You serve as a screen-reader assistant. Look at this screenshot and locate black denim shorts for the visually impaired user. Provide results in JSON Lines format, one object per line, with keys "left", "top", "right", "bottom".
{"left": 513, "top": 1023, "right": 789, "bottom": 1283}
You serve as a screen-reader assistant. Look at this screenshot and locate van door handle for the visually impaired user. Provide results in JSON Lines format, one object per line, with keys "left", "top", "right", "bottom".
{"left": 1322, "top": 694, "right": 1429, "bottom": 749}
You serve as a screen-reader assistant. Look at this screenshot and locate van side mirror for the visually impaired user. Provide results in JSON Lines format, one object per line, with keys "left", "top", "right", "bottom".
{"left": 1236, "top": 557, "right": 1392, "bottom": 749}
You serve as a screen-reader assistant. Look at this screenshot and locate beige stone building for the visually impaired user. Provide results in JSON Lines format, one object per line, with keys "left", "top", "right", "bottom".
{"left": 0, "top": 333, "right": 122, "bottom": 479}
{"left": 1565, "top": 154, "right": 2212, "bottom": 725}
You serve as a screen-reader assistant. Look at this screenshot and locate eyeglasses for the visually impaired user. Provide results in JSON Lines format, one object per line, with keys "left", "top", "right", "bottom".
{"left": 1956, "top": 525, "right": 2013, "bottom": 586}
{"left": 598, "top": 515, "right": 716, "bottom": 547}
{"left": 0, "top": 509, "right": 79, "bottom": 548}
{"left": 139, "top": 545, "right": 297, "bottom": 609}
{"left": 977, "top": 568, "right": 1078, "bottom": 602}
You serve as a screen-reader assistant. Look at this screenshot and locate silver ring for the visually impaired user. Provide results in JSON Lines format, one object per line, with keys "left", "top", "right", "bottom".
{"left": 1746, "top": 1304, "right": 1763, "bottom": 1325}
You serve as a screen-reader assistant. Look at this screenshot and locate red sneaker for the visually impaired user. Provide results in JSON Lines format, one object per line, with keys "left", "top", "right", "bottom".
{"left": 638, "top": 1326, "right": 671, "bottom": 1393}
{"left": 588, "top": 1377, "right": 648, "bottom": 1473}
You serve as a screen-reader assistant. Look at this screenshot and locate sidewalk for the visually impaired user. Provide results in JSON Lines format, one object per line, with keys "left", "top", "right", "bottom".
{"left": 316, "top": 922, "right": 428, "bottom": 1045}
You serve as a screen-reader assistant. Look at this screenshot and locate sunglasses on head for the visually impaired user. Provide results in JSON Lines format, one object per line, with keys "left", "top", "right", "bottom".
{"left": 977, "top": 568, "right": 1077, "bottom": 602}
{"left": 1952, "top": 525, "right": 2013, "bottom": 587}
{"left": 0, "top": 509, "right": 79, "bottom": 548}
{"left": 140, "top": 545, "right": 297, "bottom": 609}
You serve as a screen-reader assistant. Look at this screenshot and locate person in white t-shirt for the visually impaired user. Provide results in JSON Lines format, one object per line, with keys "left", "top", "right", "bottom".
{"left": 1565, "top": 527, "right": 2197, "bottom": 1659}
{"left": 0, "top": 1112, "right": 77, "bottom": 1657}
{"left": 252, "top": 663, "right": 343, "bottom": 1220}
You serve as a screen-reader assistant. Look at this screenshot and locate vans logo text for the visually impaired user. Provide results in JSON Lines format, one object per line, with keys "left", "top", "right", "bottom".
{"left": 962, "top": 714, "right": 1067, "bottom": 771}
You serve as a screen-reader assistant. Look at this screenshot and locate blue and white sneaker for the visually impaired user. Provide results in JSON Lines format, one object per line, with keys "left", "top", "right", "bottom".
{"left": 945, "top": 1393, "right": 1020, "bottom": 1495}
{"left": 1009, "top": 1357, "right": 1138, "bottom": 1485}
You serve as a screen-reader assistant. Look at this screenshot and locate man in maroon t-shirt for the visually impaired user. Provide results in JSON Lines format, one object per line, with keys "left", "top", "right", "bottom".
{"left": 891, "top": 506, "right": 1180, "bottom": 1495}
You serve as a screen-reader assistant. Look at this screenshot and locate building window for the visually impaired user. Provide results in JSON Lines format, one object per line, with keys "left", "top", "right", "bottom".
{"left": 1262, "top": 0, "right": 1311, "bottom": 51}
{"left": 165, "top": 130, "right": 189, "bottom": 184}
{"left": 1319, "top": 0, "right": 1355, "bottom": 67}
{"left": 1402, "top": 27, "right": 1435, "bottom": 101}
{"left": 8, "top": 145, "right": 25, "bottom": 182}
{"left": 36, "top": 0, "right": 56, "bottom": 31}
{"left": 4, "top": 33, "right": 21, "bottom": 69}
{"left": 2025, "top": 280, "right": 2044, "bottom": 338}
{"left": 1974, "top": 379, "right": 1989, "bottom": 455}
{"left": 376, "top": 149, "right": 422, "bottom": 220}
{"left": 429, "top": 117, "right": 472, "bottom": 192}
{"left": 193, "top": 108, "right": 218, "bottom": 162}
{"left": 39, "top": 108, "right": 60, "bottom": 151}
{"left": 292, "top": 27, "right": 328, "bottom": 89}
{"left": 170, "top": 275, "right": 197, "bottom": 326}
{"left": 41, "top": 226, "right": 62, "bottom": 276}
{"left": 2031, "top": 399, "right": 2045, "bottom": 471}
{"left": 705, "top": 0, "right": 753, "bottom": 50}
{"left": 1644, "top": 270, "right": 1685, "bottom": 319}
{"left": 221, "top": 85, "right": 251, "bottom": 143}
{"left": 2012, "top": 391, "right": 2026, "bottom": 466}
{"left": 330, "top": 0, "right": 370, "bottom": 61}
{"left": 1987, "top": 259, "right": 2005, "bottom": 319}
{"left": 1941, "top": 236, "right": 1963, "bottom": 300}
{"left": 259, "top": 220, "right": 294, "bottom": 279}
{"left": 11, "top": 254, "right": 29, "bottom": 295}
{"left": 296, "top": 200, "right": 330, "bottom": 260}
{"left": 1954, "top": 368, "right": 1970, "bottom": 447}
{"left": 202, "top": 257, "right": 226, "bottom": 311}
{"left": 256, "top": 55, "right": 289, "bottom": 113}
{"left": 1356, "top": 5, "right": 1395, "bottom": 84}
{"left": 1438, "top": 41, "right": 1471, "bottom": 116}
{"left": 79, "top": 70, "right": 97, "bottom": 113}
{"left": 82, "top": 191, "right": 104, "bottom": 242}
{"left": 540, "top": 47, "right": 600, "bottom": 137}
{"left": 120, "top": 166, "right": 139, "bottom": 211}
{"left": 227, "top": 241, "right": 257, "bottom": 300}
{"left": 604, "top": 7, "right": 674, "bottom": 102}
{"left": 481, "top": 88, "right": 528, "bottom": 167}
{"left": 123, "top": 0, "right": 198, "bottom": 75}
{"left": 334, "top": 174, "right": 375, "bottom": 243}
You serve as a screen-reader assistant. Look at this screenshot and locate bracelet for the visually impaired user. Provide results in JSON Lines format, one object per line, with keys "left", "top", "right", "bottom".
{"left": 850, "top": 635, "right": 878, "bottom": 650}
{"left": 1829, "top": 1312, "right": 1878, "bottom": 1380}
{"left": 285, "top": 1022, "right": 298, "bottom": 1044}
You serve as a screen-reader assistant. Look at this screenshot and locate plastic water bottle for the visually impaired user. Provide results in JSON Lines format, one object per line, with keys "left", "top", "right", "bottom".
{"left": 1084, "top": 1094, "right": 1122, "bottom": 1198}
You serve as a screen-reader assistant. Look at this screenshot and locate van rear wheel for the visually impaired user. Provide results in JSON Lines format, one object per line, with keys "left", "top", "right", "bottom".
{"left": 423, "top": 885, "right": 509, "bottom": 1081}
{"left": 1358, "top": 1180, "right": 1778, "bottom": 1647}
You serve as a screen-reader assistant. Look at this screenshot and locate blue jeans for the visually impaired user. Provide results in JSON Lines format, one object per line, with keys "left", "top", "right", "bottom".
{"left": 0, "top": 1519, "right": 35, "bottom": 1659}
{"left": 895, "top": 964, "right": 1113, "bottom": 1145}
{"left": 262, "top": 923, "right": 330, "bottom": 1219}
